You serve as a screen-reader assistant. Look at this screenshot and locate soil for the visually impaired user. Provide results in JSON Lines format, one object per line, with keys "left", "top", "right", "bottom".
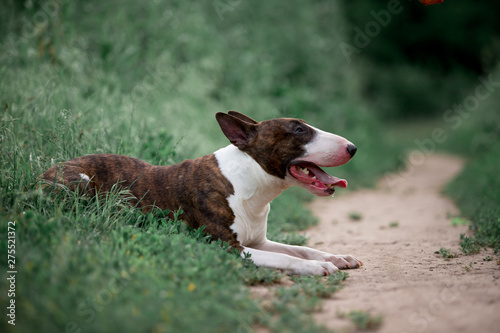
{"left": 306, "top": 153, "right": 500, "bottom": 333}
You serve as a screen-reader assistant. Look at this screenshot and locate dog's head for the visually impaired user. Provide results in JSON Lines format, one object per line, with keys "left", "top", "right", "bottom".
{"left": 216, "top": 111, "right": 356, "bottom": 197}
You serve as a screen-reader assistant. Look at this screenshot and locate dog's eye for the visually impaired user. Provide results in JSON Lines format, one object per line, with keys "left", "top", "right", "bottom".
{"left": 294, "top": 126, "right": 305, "bottom": 133}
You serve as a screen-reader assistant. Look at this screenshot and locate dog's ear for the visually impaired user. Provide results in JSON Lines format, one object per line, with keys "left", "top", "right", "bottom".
{"left": 227, "top": 111, "right": 258, "bottom": 125}
{"left": 216, "top": 112, "right": 257, "bottom": 147}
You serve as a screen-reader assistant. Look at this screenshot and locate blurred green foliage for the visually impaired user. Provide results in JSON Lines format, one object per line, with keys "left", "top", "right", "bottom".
{"left": 343, "top": 0, "right": 500, "bottom": 71}
{"left": 1, "top": 0, "right": 499, "bottom": 332}
{"left": 342, "top": 0, "right": 500, "bottom": 119}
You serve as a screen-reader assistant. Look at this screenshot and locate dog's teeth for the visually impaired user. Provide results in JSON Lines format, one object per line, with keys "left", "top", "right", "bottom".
{"left": 299, "top": 167, "right": 309, "bottom": 175}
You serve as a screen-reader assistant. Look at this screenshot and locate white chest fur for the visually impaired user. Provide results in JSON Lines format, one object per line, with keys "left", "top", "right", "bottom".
{"left": 214, "top": 145, "right": 288, "bottom": 247}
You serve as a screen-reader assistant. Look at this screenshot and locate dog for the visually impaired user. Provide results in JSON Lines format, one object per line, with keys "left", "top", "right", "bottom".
{"left": 41, "top": 111, "right": 362, "bottom": 275}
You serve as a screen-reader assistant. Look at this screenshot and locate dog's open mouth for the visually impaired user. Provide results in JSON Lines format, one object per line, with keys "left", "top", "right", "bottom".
{"left": 288, "top": 162, "right": 347, "bottom": 195}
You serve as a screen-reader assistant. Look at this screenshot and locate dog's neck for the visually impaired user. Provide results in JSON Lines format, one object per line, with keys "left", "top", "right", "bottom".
{"left": 215, "top": 145, "right": 289, "bottom": 209}
{"left": 214, "top": 145, "right": 289, "bottom": 246}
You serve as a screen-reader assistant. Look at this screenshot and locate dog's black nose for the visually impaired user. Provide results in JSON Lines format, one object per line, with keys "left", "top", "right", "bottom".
{"left": 346, "top": 144, "right": 357, "bottom": 158}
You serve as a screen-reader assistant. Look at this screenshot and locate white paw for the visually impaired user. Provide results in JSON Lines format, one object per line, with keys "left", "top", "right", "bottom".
{"left": 324, "top": 254, "right": 363, "bottom": 269}
{"left": 299, "top": 260, "right": 339, "bottom": 276}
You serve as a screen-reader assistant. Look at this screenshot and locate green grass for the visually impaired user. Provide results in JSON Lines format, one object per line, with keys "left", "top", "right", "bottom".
{"left": 444, "top": 65, "right": 500, "bottom": 255}
{"left": 450, "top": 217, "right": 470, "bottom": 226}
{"left": 438, "top": 248, "right": 459, "bottom": 260}
{"left": 388, "top": 221, "right": 399, "bottom": 228}
{"left": 447, "top": 147, "right": 500, "bottom": 255}
{"left": 338, "top": 310, "right": 383, "bottom": 331}
{"left": 290, "top": 272, "right": 348, "bottom": 299}
{"left": 268, "top": 272, "right": 348, "bottom": 331}
{"left": 348, "top": 211, "right": 363, "bottom": 221}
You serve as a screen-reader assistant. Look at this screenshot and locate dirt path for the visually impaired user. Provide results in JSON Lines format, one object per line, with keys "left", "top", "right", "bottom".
{"left": 307, "top": 153, "right": 500, "bottom": 333}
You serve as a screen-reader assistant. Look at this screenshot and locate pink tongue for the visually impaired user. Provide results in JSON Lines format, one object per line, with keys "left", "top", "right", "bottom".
{"left": 306, "top": 164, "right": 348, "bottom": 188}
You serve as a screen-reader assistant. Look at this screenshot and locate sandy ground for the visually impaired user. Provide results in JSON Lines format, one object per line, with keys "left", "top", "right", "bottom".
{"left": 306, "top": 154, "right": 500, "bottom": 333}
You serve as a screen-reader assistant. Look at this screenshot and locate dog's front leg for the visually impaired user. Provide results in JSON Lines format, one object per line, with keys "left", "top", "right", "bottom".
{"left": 257, "top": 240, "right": 362, "bottom": 269}
{"left": 242, "top": 247, "right": 339, "bottom": 276}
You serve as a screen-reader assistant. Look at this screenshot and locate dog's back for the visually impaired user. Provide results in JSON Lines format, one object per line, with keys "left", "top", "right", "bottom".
{"left": 41, "top": 153, "right": 242, "bottom": 248}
